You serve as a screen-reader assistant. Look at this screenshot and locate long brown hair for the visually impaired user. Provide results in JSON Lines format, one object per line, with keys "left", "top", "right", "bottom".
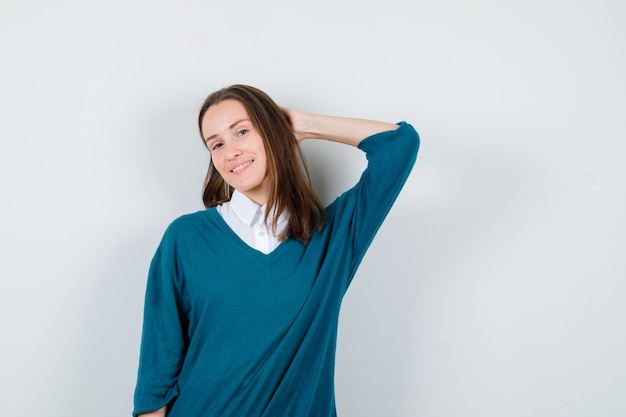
{"left": 198, "top": 84, "right": 325, "bottom": 244}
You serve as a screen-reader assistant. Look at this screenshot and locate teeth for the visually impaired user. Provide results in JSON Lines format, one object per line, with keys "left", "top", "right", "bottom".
{"left": 232, "top": 161, "right": 252, "bottom": 173}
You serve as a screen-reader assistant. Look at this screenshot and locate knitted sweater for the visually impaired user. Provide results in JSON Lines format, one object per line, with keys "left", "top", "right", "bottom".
{"left": 133, "top": 122, "right": 419, "bottom": 417}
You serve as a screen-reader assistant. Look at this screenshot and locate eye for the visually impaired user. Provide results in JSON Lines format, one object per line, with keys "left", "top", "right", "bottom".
{"left": 236, "top": 129, "right": 248, "bottom": 137}
{"left": 209, "top": 142, "right": 223, "bottom": 151}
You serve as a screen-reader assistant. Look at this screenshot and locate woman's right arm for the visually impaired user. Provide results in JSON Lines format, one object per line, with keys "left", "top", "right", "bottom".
{"left": 134, "top": 226, "right": 188, "bottom": 416}
{"left": 138, "top": 407, "right": 166, "bottom": 417}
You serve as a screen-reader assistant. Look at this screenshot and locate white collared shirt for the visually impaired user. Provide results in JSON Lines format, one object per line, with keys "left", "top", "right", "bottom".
{"left": 216, "top": 190, "right": 289, "bottom": 254}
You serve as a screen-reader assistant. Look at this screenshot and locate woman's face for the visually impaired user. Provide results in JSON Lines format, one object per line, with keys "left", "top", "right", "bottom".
{"left": 201, "top": 99, "right": 269, "bottom": 205}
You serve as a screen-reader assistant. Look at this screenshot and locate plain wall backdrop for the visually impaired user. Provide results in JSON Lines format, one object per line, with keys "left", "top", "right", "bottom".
{"left": 1, "top": 1, "right": 625, "bottom": 416}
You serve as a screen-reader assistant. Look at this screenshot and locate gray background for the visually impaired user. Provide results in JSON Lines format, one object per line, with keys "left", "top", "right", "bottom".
{"left": 1, "top": 0, "right": 624, "bottom": 416}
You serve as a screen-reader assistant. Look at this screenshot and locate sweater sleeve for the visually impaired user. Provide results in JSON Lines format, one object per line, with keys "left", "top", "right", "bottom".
{"left": 133, "top": 225, "right": 189, "bottom": 416}
{"left": 344, "top": 121, "right": 420, "bottom": 281}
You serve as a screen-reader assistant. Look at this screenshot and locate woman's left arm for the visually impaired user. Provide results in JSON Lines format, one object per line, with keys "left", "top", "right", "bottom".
{"left": 283, "top": 108, "right": 419, "bottom": 280}
{"left": 283, "top": 109, "right": 399, "bottom": 146}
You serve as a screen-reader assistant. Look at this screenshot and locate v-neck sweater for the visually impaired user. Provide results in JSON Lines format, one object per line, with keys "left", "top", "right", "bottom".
{"left": 133, "top": 122, "right": 420, "bottom": 417}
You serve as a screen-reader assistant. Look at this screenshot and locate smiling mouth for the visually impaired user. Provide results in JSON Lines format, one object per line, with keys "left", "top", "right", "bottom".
{"left": 231, "top": 160, "right": 253, "bottom": 174}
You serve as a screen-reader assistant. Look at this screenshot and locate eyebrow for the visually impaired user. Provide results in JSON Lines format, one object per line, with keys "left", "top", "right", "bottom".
{"left": 204, "top": 119, "right": 250, "bottom": 143}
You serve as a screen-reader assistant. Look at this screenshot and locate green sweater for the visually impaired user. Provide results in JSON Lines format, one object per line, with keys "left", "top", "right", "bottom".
{"left": 133, "top": 122, "right": 420, "bottom": 417}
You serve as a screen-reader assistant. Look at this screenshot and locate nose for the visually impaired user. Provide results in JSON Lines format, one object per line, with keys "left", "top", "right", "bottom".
{"left": 225, "top": 144, "right": 242, "bottom": 161}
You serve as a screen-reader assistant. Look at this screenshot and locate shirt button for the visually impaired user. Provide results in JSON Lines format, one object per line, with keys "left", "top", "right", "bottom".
{"left": 258, "top": 231, "right": 265, "bottom": 236}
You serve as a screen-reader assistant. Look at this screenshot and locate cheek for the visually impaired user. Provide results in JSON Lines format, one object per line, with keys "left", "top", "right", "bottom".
{"left": 261, "top": 159, "right": 271, "bottom": 181}
{"left": 258, "top": 152, "right": 268, "bottom": 173}
{"left": 211, "top": 159, "right": 227, "bottom": 177}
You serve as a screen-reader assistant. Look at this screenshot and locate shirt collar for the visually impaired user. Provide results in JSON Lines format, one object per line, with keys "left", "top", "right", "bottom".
{"left": 230, "top": 190, "right": 262, "bottom": 227}
{"left": 229, "top": 190, "right": 290, "bottom": 229}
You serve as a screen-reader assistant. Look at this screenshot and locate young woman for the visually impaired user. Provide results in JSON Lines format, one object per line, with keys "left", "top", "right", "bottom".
{"left": 133, "top": 85, "right": 419, "bottom": 417}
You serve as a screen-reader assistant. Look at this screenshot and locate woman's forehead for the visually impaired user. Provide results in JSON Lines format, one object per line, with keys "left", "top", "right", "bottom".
{"left": 201, "top": 100, "right": 251, "bottom": 138}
